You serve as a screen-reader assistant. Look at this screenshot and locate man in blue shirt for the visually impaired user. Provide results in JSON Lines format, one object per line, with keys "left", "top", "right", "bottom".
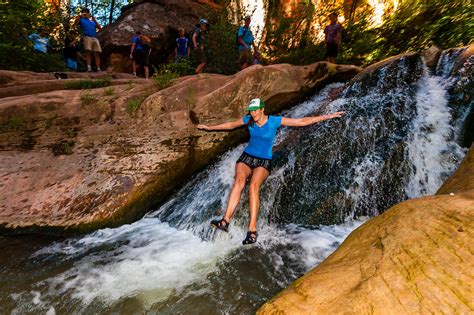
{"left": 237, "top": 15, "right": 259, "bottom": 70}
{"left": 130, "top": 32, "right": 152, "bottom": 79}
{"left": 75, "top": 7, "right": 102, "bottom": 72}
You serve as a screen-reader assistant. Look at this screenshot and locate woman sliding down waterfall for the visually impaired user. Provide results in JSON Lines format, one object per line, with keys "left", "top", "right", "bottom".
{"left": 197, "top": 98, "right": 344, "bottom": 245}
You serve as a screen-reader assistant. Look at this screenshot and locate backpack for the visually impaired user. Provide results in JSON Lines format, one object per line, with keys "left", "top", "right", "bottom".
{"left": 236, "top": 26, "right": 249, "bottom": 48}
{"left": 189, "top": 25, "right": 201, "bottom": 49}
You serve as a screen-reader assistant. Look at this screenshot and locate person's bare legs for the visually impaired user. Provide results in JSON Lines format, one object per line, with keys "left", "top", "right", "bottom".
{"left": 248, "top": 167, "right": 269, "bottom": 231}
{"left": 94, "top": 52, "right": 101, "bottom": 71}
{"left": 195, "top": 62, "right": 206, "bottom": 74}
{"left": 222, "top": 162, "right": 252, "bottom": 222}
{"left": 132, "top": 60, "right": 137, "bottom": 76}
{"left": 86, "top": 50, "right": 92, "bottom": 71}
{"left": 144, "top": 66, "right": 149, "bottom": 79}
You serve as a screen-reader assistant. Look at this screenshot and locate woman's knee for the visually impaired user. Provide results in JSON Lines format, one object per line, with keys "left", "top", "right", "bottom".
{"left": 234, "top": 177, "right": 246, "bottom": 190}
{"left": 249, "top": 182, "right": 261, "bottom": 194}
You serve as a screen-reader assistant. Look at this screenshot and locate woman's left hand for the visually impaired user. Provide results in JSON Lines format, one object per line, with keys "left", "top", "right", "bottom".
{"left": 329, "top": 111, "right": 345, "bottom": 119}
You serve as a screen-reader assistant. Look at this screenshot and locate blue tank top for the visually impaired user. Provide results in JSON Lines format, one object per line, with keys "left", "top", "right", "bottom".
{"left": 242, "top": 115, "right": 282, "bottom": 159}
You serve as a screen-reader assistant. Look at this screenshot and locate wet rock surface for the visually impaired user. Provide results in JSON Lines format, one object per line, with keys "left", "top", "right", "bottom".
{"left": 0, "top": 63, "right": 361, "bottom": 234}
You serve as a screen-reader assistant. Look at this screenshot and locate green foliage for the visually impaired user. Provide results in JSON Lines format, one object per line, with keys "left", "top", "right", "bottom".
{"left": 65, "top": 77, "right": 111, "bottom": 90}
{"left": 103, "top": 87, "right": 115, "bottom": 96}
{"left": 162, "top": 59, "right": 195, "bottom": 76}
{"left": 376, "top": 0, "right": 473, "bottom": 54}
{"left": 6, "top": 116, "right": 25, "bottom": 131}
{"left": 276, "top": 44, "right": 326, "bottom": 65}
{"left": 271, "top": 0, "right": 473, "bottom": 66}
{"left": 127, "top": 98, "right": 141, "bottom": 114}
{"left": 153, "top": 72, "right": 179, "bottom": 89}
{"left": 51, "top": 140, "right": 75, "bottom": 156}
{"left": 153, "top": 63, "right": 180, "bottom": 89}
{"left": 203, "top": 10, "right": 240, "bottom": 75}
{"left": 0, "top": 0, "right": 58, "bottom": 45}
{"left": 80, "top": 93, "right": 97, "bottom": 105}
{"left": 0, "top": 43, "right": 67, "bottom": 72}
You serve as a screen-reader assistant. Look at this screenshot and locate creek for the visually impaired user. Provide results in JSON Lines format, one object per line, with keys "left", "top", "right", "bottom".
{"left": 1, "top": 49, "right": 472, "bottom": 314}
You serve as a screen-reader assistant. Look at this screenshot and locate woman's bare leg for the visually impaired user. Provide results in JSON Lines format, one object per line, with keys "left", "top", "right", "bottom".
{"left": 248, "top": 167, "right": 269, "bottom": 231}
{"left": 223, "top": 162, "right": 252, "bottom": 222}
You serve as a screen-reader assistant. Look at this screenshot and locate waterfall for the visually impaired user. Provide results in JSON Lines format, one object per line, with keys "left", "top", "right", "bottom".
{"left": 5, "top": 51, "right": 472, "bottom": 314}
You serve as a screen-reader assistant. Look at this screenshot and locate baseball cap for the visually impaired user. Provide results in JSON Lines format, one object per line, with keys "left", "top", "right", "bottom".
{"left": 246, "top": 98, "right": 265, "bottom": 111}
{"left": 199, "top": 19, "right": 209, "bottom": 25}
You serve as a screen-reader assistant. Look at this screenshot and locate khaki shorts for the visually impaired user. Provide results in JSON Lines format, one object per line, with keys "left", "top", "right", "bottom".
{"left": 83, "top": 36, "right": 102, "bottom": 52}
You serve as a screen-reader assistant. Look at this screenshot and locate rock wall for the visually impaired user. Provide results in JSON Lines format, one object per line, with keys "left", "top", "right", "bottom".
{"left": 257, "top": 147, "right": 473, "bottom": 313}
{"left": 0, "top": 63, "right": 361, "bottom": 235}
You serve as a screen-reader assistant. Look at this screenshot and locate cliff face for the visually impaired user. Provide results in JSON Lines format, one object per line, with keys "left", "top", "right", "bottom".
{"left": 258, "top": 144, "right": 473, "bottom": 314}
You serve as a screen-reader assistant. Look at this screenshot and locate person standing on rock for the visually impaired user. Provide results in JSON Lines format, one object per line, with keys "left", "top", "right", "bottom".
{"left": 75, "top": 7, "right": 102, "bottom": 72}
{"left": 28, "top": 28, "right": 49, "bottom": 54}
{"left": 324, "top": 12, "right": 343, "bottom": 64}
{"left": 237, "top": 15, "right": 258, "bottom": 70}
{"left": 130, "top": 32, "right": 152, "bottom": 79}
{"left": 197, "top": 98, "right": 344, "bottom": 245}
{"left": 193, "top": 19, "right": 208, "bottom": 74}
{"left": 64, "top": 30, "right": 81, "bottom": 71}
{"left": 175, "top": 28, "right": 190, "bottom": 63}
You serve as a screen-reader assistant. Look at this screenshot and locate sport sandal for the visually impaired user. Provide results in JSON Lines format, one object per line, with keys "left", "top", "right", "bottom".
{"left": 242, "top": 231, "right": 258, "bottom": 245}
{"left": 210, "top": 218, "right": 229, "bottom": 232}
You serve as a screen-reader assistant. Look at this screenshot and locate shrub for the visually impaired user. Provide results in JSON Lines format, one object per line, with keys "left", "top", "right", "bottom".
{"left": 152, "top": 62, "right": 180, "bottom": 90}
{"left": 103, "top": 87, "right": 115, "bottom": 96}
{"left": 65, "top": 77, "right": 111, "bottom": 90}
{"left": 127, "top": 98, "right": 141, "bottom": 114}
{"left": 80, "top": 93, "right": 97, "bottom": 105}
{"left": 0, "top": 43, "right": 67, "bottom": 72}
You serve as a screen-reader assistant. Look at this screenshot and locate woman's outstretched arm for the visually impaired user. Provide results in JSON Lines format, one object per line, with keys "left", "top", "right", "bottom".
{"left": 197, "top": 118, "right": 246, "bottom": 131}
{"left": 281, "top": 111, "right": 345, "bottom": 127}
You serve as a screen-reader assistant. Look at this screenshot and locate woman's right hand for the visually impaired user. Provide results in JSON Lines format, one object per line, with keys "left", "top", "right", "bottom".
{"left": 197, "top": 124, "right": 211, "bottom": 131}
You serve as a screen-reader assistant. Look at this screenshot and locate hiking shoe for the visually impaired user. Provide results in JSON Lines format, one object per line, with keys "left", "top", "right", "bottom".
{"left": 242, "top": 231, "right": 258, "bottom": 245}
{"left": 210, "top": 218, "right": 229, "bottom": 232}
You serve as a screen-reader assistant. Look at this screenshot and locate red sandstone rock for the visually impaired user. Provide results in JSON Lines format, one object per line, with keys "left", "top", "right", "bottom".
{"left": 0, "top": 62, "right": 361, "bottom": 234}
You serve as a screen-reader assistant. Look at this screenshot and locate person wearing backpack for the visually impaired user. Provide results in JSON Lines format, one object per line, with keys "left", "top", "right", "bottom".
{"left": 130, "top": 32, "right": 152, "bottom": 79}
{"left": 192, "top": 19, "right": 208, "bottom": 74}
{"left": 237, "top": 15, "right": 258, "bottom": 70}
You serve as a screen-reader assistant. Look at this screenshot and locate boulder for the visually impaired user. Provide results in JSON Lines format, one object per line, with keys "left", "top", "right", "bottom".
{"left": 97, "top": 0, "right": 216, "bottom": 72}
{"left": 258, "top": 144, "right": 474, "bottom": 314}
{"left": 0, "top": 62, "right": 361, "bottom": 235}
{"left": 422, "top": 45, "right": 442, "bottom": 69}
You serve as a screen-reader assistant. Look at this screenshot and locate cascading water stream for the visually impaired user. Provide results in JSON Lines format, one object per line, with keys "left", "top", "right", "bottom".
{"left": 2, "top": 49, "right": 472, "bottom": 314}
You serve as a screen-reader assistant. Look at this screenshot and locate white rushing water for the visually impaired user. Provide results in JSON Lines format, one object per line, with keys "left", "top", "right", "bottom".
{"left": 10, "top": 52, "right": 470, "bottom": 313}
{"left": 405, "top": 68, "right": 466, "bottom": 197}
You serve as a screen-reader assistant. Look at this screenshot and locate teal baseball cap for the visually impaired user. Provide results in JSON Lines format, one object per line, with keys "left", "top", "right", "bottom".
{"left": 246, "top": 98, "right": 265, "bottom": 111}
